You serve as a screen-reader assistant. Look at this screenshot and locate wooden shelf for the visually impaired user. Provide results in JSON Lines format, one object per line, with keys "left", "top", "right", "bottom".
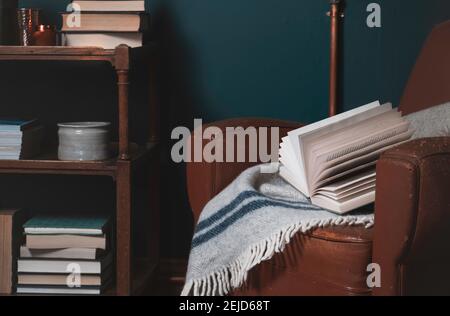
{"left": 0, "top": 143, "right": 158, "bottom": 177}
{"left": 0, "top": 45, "right": 156, "bottom": 69}
{"left": 0, "top": 44, "right": 160, "bottom": 296}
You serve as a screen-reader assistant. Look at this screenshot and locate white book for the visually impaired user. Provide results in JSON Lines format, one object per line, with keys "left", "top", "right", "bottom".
{"left": 18, "top": 273, "right": 101, "bottom": 286}
{"left": 17, "top": 253, "right": 112, "bottom": 274}
{"left": 25, "top": 234, "right": 107, "bottom": 250}
{"left": 18, "top": 267, "right": 113, "bottom": 286}
{"left": 16, "top": 287, "right": 101, "bottom": 295}
{"left": 63, "top": 33, "right": 143, "bottom": 49}
{"left": 71, "top": 1, "right": 145, "bottom": 12}
{"left": 0, "top": 125, "right": 44, "bottom": 160}
{"left": 20, "top": 246, "right": 100, "bottom": 260}
{"left": 279, "top": 101, "right": 413, "bottom": 214}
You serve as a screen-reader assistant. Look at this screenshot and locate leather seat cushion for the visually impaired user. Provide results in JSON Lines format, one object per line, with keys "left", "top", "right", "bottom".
{"left": 232, "top": 225, "right": 374, "bottom": 296}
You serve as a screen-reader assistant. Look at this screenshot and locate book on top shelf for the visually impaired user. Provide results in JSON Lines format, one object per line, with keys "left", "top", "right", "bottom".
{"left": 61, "top": 2, "right": 150, "bottom": 48}
{"left": 62, "top": 32, "right": 143, "bottom": 49}
{"left": 61, "top": 12, "right": 150, "bottom": 32}
{"left": 71, "top": 1, "right": 146, "bottom": 12}
{"left": 279, "top": 100, "right": 413, "bottom": 214}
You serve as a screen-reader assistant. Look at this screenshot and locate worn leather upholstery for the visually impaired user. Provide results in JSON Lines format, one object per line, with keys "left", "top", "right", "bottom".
{"left": 186, "top": 21, "right": 450, "bottom": 295}
{"left": 373, "top": 138, "right": 450, "bottom": 295}
{"left": 187, "top": 118, "right": 301, "bottom": 220}
{"left": 400, "top": 21, "right": 450, "bottom": 114}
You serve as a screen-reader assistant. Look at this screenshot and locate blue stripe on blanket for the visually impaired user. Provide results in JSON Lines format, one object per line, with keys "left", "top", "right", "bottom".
{"left": 195, "top": 191, "right": 261, "bottom": 233}
{"left": 195, "top": 190, "right": 320, "bottom": 234}
{"left": 192, "top": 199, "right": 321, "bottom": 248}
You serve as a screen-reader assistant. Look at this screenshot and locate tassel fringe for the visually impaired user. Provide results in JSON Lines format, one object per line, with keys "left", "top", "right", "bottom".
{"left": 181, "top": 216, "right": 374, "bottom": 296}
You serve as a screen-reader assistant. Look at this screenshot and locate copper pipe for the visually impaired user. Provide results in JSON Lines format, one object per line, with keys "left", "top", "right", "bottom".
{"left": 328, "top": 0, "right": 342, "bottom": 117}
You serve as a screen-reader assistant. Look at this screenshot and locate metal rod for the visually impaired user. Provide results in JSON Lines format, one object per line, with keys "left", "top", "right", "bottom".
{"left": 328, "top": 0, "right": 342, "bottom": 117}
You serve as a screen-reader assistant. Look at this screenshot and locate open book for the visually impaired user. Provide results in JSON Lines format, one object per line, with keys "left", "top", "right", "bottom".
{"left": 279, "top": 101, "right": 413, "bottom": 214}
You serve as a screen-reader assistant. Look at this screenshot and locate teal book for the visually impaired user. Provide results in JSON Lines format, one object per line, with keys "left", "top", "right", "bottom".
{"left": 0, "top": 118, "right": 38, "bottom": 132}
{"left": 23, "top": 215, "right": 110, "bottom": 236}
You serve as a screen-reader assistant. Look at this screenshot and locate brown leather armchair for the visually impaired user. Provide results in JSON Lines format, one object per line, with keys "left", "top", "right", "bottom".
{"left": 186, "top": 21, "right": 450, "bottom": 295}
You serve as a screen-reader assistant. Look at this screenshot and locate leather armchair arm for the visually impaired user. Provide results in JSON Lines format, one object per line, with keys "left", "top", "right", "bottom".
{"left": 372, "top": 137, "right": 450, "bottom": 295}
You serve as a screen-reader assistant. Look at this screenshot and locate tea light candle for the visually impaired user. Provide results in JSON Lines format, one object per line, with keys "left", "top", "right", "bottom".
{"left": 32, "top": 24, "right": 56, "bottom": 46}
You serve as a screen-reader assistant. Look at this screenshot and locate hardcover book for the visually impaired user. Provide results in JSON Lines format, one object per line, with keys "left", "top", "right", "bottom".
{"left": 61, "top": 12, "right": 150, "bottom": 32}
{"left": 23, "top": 215, "right": 109, "bottom": 235}
{"left": 62, "top": 32, "right": 143, "bottom": 49}
{"left": 17, "top": 252, "right": 113, "bottom": 274}
{"left": 18, "top": 266, "right": 113, "bottom": 287}
{"left": 20, "top": 246, "right": 104, "bottom": 260}
{"left": 0, "top": 118, "right": 38, "bottom": 132}
{"left": 71, "top": 1, "right": 145, "bottom": 12}
{"left": 25, "top": 234, "right": 107, "bottom": 250}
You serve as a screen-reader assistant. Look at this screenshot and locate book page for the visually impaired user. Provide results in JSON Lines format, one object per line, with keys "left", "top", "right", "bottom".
{"left": 316, "top": 169, "right": 376, "bottom": 193}
{"left": 313, "top": 162, "right": 376, "bottom": 193}
{"left": 304, "top": 108, "right": 400, "bottom": 183}
{"left": 311, "top": 189, "right": 375, "bottom": 214}
{"left": 312, "top": 132, "right": 412, "bottom": 190}
{"left": 316, "top": 181, "right": 375, "bottom": 200}
{"left": 311, "top": 121, "right": 411, "bottom": 180}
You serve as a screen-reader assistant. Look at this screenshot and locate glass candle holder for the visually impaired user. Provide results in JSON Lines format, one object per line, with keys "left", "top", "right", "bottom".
{"left": 17, "top": 8, "right": 41, "bottom": 46}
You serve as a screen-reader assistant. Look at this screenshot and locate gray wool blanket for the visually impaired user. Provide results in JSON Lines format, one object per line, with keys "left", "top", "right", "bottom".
{"left": 181, "top": 164, "right": 374, "bottom": 296}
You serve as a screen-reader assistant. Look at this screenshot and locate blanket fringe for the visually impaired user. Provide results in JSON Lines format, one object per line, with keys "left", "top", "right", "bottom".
{"left": 181, "top": 216, "right": 374, "bottom": 296}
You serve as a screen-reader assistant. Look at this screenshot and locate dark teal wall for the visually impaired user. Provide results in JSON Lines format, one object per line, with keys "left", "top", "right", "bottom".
{"left": 16, "top": 0, "right": 450, "bottom": 257}
{"left": 20, "top": 0, "right": 450, "bottom": 123}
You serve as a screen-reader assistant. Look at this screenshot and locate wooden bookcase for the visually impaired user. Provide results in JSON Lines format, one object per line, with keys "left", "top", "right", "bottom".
{"left": 0, "top": 45, "right": 160, "bottom": 296}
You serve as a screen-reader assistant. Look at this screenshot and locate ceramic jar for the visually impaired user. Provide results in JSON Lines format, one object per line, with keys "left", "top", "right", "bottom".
{"left": 58, "top": 122, "right": 111, "bottom": 161}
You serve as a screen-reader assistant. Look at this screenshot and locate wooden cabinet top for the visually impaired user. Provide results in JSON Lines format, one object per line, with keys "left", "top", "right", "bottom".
{"left": 0, "top": 45, "right": 156, "bottom": 69}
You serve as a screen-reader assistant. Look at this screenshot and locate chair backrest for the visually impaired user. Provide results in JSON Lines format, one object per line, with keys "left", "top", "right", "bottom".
{"left": 187, "top": 118, "right": 302, "bottom": 223}
{"left": 400, "top": 21, "right": 450, "bottom": 114}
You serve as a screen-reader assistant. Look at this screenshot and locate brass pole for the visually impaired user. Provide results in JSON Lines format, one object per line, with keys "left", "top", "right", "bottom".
{"left": 328, "top": 0, "right": 343, "bottom": 117}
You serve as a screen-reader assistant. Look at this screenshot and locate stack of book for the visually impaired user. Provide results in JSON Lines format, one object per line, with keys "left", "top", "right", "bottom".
{"left": 0, "top": 119, "right": 44, "bottom": 160}
{"left": 61, "top": 0, "right": 148, "bottom": 49}
{"left": 16, "top": 215, "right": 113, "bottom": 295}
